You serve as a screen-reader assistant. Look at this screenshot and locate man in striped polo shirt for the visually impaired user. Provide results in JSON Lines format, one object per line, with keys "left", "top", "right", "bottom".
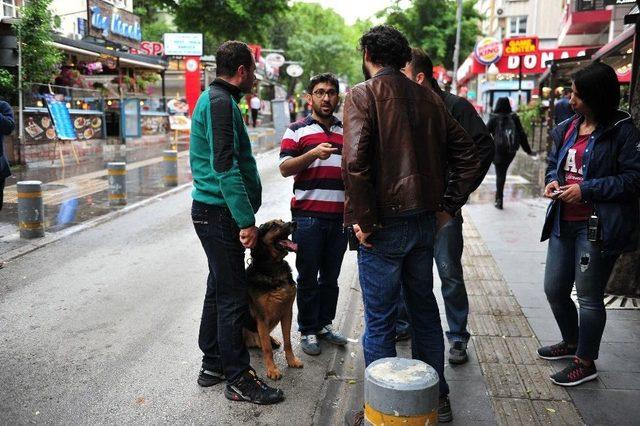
{"left": 279, "top": 73, "right": 348, "bottom": 356}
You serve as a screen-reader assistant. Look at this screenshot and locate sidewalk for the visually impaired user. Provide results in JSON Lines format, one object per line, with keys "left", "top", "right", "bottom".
{"left": 0, "top": 126, "right": 277, "bottom": 262}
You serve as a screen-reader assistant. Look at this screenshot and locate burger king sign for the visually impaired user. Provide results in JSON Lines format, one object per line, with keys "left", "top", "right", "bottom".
{"left": 474, "top": 37, "right": 503, "bottom": 66}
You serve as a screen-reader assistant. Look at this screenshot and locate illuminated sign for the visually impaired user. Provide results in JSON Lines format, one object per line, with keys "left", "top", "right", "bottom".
{"left": 474, "top": 37, "right": 503, "bottom": 66}
{"left": 88, "top": 0, "right": 141, "bottom": 48}
{"left": 503, "top": 37, "right": 539, "bottom": 56}
{"left": 163, "top": 33, "right": 203, "bottom": 56}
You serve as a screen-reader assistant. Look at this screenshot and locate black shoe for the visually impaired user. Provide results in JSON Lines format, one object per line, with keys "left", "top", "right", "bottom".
{"left": 439, "top": 396, "right": 453, "bottom": 423}
{"left": 537, "top": 341, "right": 577, "bottom": 360}
{"left": 197, "top": 368, "right": 225, "bottom": 387}
{"left": 494, "top": 198, "right": 503, "bottom": 209}
{"left": 344, "top": 409, "right": 364, "bottom": 426}
{"left": 550, "top": 358, "right": 598, "bottom": 387}
{"left": 448, "top": 341, "right": 468, "bottom": 365}
{"left": 224, "top": 369, "right": 284, "bottom": 405}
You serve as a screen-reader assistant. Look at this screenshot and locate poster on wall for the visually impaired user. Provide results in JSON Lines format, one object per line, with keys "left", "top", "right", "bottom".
{"left": 121, "top": 99, "right": 141, "bottom": 138}
{"left": 44, "top": 94, "right": 77, "bottom": 140}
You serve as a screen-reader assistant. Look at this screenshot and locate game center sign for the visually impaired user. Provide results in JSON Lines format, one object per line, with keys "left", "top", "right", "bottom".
{"left": 474, "top": 37, "right": 503, "bottom": 66}
{"left": 503, "top": 37, "right": 539, "bottom": 56}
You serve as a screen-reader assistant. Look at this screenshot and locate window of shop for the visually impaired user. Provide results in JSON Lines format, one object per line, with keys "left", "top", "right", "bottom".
{"left": 2, "top": 0, "right": 16, "bottom": 18}
{"left": 508, "top": 16, "right": 527, "bottom": 37}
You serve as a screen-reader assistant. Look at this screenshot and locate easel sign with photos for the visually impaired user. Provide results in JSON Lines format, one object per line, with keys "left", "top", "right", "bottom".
{"left": 43, "top": 91, "right": 80, "bottom": 167}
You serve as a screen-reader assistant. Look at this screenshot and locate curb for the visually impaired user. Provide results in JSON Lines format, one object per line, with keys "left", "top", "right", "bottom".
{"left": 0, "top": 182, "right": 192, "bottom": 264}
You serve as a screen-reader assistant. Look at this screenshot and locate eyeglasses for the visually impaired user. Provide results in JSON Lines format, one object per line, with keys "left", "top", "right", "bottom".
{"left": 312, "top": 89, "right": 338, "bottom": 99}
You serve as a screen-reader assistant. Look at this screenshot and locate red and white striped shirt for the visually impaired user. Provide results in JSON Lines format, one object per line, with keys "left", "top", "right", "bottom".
{"left": 279, "top": 115, "right": 344, "bottom": 219}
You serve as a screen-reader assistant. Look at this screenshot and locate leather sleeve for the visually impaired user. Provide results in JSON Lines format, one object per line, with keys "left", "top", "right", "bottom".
{"left": 443, "top": 111, "right": 481, "bottom": 215}
{"left": 342, "top": 85, "right": 378, "bottom": 232}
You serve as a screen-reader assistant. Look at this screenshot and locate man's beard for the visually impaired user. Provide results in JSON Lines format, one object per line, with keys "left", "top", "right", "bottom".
{"left": 238, "top": 74, "right": 254, "bottom": 93}
{"left": 362, "top": 59, "right": 371, "bottom": 80}
{"left": 312, "top": 102, "right": 335, "bottom": 118}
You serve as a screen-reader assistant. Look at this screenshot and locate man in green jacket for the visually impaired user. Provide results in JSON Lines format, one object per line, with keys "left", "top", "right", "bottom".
{"left": 190, "top": 40, "right": 284, "bottom": 405}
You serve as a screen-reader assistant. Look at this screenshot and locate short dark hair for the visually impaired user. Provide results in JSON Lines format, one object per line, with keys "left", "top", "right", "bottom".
{"left": 216, "top": 41, "right": 254, "bottom": 77}
{"left": 572, "top": 61, "right": 620, "bottom": 123}
{"left": 409, "top": 47, "right": 433, "bottom": 79}
{"left": 494, "top": 97, "right": 513, "bottom": 114}
{"left": 307, "top": 73, "right": 339, "bottom": 94}
{"left": 359, "top": 25, "right": 412, "bottom": 70}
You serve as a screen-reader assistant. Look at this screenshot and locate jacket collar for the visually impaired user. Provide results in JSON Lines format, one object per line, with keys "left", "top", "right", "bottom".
{"left": 568, "top": 110, "right": 632, "bottom": 136}
{"left": 211, "top": 78, "right": 242, "bottom": 102}
{"left": 374, "top": 67, "right": 402, "bottom": 78}
{"left": 304, "top": 113, "right": 342, "bottom": 130}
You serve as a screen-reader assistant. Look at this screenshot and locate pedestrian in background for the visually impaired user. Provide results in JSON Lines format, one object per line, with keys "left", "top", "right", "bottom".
{"left": 342, "top": 25, "right": 481, "bottom": 425}
{"left": 279, "top": 73, "right": 348, "bottom": 356}
{"left": 399, "top": 48, "right": 494, "bottom": 364}
{"left": 487, "top": 97, "right": 533, "bottom": 209}
{"left": 189, "top": 40, "right": 283, "bottom": 405}
{"left": 0, "top": 97, "right": 14, "bottom": 214}
{"left": 249, "top": 93, "right": 261, "bottom": 127}
{"left": 554, "top": 88, "right": 574, "bottom": 125}
{"left": 540, "top": 62, "right": 640, "bottom": 387}
{"left": 288, "top": 95, "right": 298, "bottom": 123}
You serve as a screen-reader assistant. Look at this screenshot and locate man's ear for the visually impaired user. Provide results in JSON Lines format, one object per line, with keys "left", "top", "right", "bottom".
{"left": 364, "top": 48, "right": 371, "bottom": 63}
{"left": 416, "top": 72, "right": 426, "bottom": 85}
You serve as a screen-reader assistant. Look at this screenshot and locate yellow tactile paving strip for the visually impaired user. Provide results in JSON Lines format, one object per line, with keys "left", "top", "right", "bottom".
{"left": 462, "top": 214, "right": 585, "bottom": 425}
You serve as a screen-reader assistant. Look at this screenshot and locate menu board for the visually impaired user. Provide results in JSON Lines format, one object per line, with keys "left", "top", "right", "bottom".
{"left": 44, "top": 94, "right": 77, "bottom": 140}
{"left": 168, "top": 115, "right": 191, "bottom": 131}
{"left": 23, "top": 111, "right": 105, "bottom": 144}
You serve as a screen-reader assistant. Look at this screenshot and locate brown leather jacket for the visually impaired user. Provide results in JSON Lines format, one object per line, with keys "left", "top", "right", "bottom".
{"left": 342, "top": 68, "right": 481, "bottom": 233}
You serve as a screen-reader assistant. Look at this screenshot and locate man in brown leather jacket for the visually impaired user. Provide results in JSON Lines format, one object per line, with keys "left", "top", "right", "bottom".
{"left": 342, "top": 25, "right": 481, "bottom": 424}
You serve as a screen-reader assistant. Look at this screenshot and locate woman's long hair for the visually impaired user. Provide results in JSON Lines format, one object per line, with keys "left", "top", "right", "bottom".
{"left": 572, "top": 62, "right": 620, "bottom": 124}
{"left": 494, "top": 97, "right": 512, "bottom": 114}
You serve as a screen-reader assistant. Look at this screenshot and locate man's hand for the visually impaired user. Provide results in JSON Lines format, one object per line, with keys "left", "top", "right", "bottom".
{"left": 543, "top": 181, "right": 561, "bottom": 199}
{"left": 353, "top": 224, "right": 373, "bottom": 248}
{"left": 558, "top": 184, "right": 583, "bottom": 204}
{"left": 310, "top": 142, "right": 338, "bottom": 160}
{"left": 436, "top": 211, "right": 453, "bottom": 233}
{"left": 239, "top": 226, "right": 258, "bottom": 249}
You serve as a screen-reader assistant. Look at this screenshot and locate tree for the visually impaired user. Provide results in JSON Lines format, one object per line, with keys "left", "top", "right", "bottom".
{"left": 381, "top": 0, "right": 481, "bottom": 70}
{"left": 134, "top": 0, "right": 176, "bottom": 42}
{"left": 14, "top": 0, "right": 62, "bottom": 87}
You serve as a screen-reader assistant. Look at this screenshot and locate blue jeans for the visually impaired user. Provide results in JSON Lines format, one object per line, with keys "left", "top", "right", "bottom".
{"left": 191, "top": 201, "right": 252, "bottom": 383}
{"left": 359, "top": 212, "right": 449, "bottom": 397}
{"left": 395, "top": 213, "right": 470, "bottom": 343}
{"left": 293, "top": 216, "right": 348, "bottom": 335}
{"left": 544, "top": 220, "right": 619, "bottom": 360}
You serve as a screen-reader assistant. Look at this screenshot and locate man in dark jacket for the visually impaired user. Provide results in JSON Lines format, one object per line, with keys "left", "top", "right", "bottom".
{"left": 397, "top": 48, "right": 494, "bottom": 364}
{"left": 0, "top": 98, "right": 14, "bottom": 213}
{"left": 343, "top": 26, "right": 481, "bottom": 424}
{"left": 554, "top": 88, "right": 574, "bottom": 125}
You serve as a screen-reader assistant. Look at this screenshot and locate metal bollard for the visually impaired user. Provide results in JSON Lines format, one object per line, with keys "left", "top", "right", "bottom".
{"left": 364, "top": 357, "right": 439, "bottom": 425}
{"left": 17, "top": 180, "right": 45, "bottom": 239}
{"left": 107, "top": 162, "right": 127, "bottom": 206}
{"left": 162, "top": 150, "right": 178, "bottom": 187}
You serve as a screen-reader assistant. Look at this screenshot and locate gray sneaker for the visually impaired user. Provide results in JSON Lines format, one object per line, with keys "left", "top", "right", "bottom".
{"left": 318, "top": 325, "right": 348, "bottom": 346}
{"left": 301, "top": 334, "right": 321, "bottom": 355}
{"left": 448, "top": 341, "right": 468, "bottom": 365}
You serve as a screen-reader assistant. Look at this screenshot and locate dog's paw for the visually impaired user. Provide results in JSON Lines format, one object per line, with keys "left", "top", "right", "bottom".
{"left": 266, "top": 367, "right": 282, "bottom": 380}
{"left": 287, "top": 357, "right": 304, "bottom": 368}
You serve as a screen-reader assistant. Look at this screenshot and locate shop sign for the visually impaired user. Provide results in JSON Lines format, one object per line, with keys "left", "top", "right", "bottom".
{"left": 131, "top": 41, "right": 164, "bottom": 56}
{"left": 604, "top": 0, "right": 636, "bottom": 5}
{"left": 164, "top": 33, "right": 203, "bottom": 56}
{"left": 503, "top": 37, "right": 539, "bottom": 56}
{"left": 469, "top": 47, "right": 589, "bottom": 75}
{"left": 474, "top": 37, "right": 503, "bottom": 66}
{"left": 286, "top": 64, "right": 303, "bottom": 78}
{"left": 265, "top": 53, "right": 285, "bottom": 68}
{"left": 88, "top": 0, "right": 142, "bottom": 48}
{"left": 184, "top": 56, "right": 201, "bottom": 116}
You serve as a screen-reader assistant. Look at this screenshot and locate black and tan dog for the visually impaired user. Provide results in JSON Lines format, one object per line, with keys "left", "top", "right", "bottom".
{"left": 244, "top": 220, "right": 303, "bottom": 380}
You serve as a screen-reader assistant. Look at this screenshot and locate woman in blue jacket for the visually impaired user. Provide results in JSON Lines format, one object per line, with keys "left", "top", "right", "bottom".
{"left": 539, "top": 62, "right": 640, "bottom": 386}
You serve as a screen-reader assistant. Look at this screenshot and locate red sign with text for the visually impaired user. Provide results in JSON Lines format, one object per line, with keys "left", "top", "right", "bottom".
{"left": 503, "top": 37, "right": 539, "bottom": 56}
{"left": 184, "top": 56, "right": 201, "bottom": 116}
{"left": 470, "top": 47, "right": 590, "bottom": 75}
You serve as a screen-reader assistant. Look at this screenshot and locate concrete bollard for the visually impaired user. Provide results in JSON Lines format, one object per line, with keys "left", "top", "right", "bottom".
{"left": 162, "top": 150, "right": 178, "bottom": 187}
{"left": 107, "top": 162, "right": 127, "bottom": 206}
{"left": 364, "top": 357, "right": 439, "bottom": 425}
{"left": 17, "top": 181, "right": 45, "bottom": 239}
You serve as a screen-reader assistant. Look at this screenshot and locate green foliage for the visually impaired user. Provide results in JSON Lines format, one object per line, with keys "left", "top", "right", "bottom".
{"left": 518, "top": 100, "right": 543, "bottom": 136}
{"left": 0, "top": 68, "right": 15, "bottom": 96}
{"left": 14, "top": 0, "right": 62, "bottom": 87}
{"left": 134, "top": 0, "right": 176, "bottom": 42}
{"left": 381, "top": 0, "right": 481, "bottom": 70}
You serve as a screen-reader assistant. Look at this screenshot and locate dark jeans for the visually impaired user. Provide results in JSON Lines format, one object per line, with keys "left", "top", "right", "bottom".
{"left": 191, "top": 200, "right": 251, "bottom": 383}
{"left": 544, "top": 220, "right": 619, "bottom": 360}
{"left": 358, "top": 212, "right": 449, "bottom": 397}
{"left": 494, "top": 156, "right": 514, "bottom": 200}
{"left": 0, "top": 177, "right": 4, "bottom": 211}
{"left": 293, "top": 216, "right": 347, "bottom": 335}
{"left": 251, "top": 108, "right": 259, "bottom": 127}
{"left": 396, "top": 213, "right": 469, "bottom": 343}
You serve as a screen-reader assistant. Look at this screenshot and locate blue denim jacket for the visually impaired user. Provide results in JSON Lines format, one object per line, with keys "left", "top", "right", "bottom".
{"left": 541, "top": 111, "right": 640, "bottom": 254}
{"left": 0, "top": 100, "right": 15, "bottom": 178}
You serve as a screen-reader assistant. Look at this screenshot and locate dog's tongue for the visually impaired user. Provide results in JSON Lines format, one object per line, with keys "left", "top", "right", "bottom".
{"left": 279, "top": 239, "right": 298, "bottom": 252}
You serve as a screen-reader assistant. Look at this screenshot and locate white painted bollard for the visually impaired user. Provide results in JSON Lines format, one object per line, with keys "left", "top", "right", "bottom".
{"left": 17, "top": 180, "right": 45, "bottom": 239}
{"left": 162, "top": 150, "right": 178, "bottom": 187}
{"left": 364, "top": 357, "right": 439, "bottom": 425}
{"left": 107, "top": 162, "right": 127, "bottom": 206}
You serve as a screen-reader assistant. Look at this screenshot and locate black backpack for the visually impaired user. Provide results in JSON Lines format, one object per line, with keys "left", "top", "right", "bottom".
{"left": 494, "top": 114, "right": 519, "bottom": 156}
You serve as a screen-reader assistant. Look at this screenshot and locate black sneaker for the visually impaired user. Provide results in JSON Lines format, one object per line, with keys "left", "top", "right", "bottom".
{"left": 550, "top": 358, "right": 598, "bottom": 387}
{"left": 224, "top": 369, "right": 284, "bottom": 405}
{"left": 448, "top": 341, "right": 468, "bottom": 365}
{"left": 439, "top": 396, "right": 453, "bottom": 423}
{"left": 197, "top": 368, "right": 225, "bottom": 387}
{"left": 537, "top": 342, "right": 577, "bottom": 360}
{"left": 344, "top": 409, "right": 364, "bottom": 426}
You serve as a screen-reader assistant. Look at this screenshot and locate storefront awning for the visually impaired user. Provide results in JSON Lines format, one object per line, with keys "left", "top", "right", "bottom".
{"left": 591, "top": 25, "right": 635, "bottom": 83}
{"left": 52, "top": 35, "right": 168, "bottom": 70}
